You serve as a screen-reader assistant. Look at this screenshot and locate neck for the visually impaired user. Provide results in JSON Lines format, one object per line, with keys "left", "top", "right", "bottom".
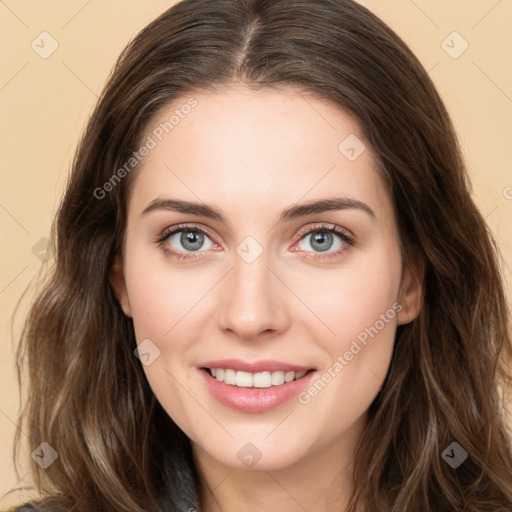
{"left": 192, "top": 413, "right": 366, "bottom": 512}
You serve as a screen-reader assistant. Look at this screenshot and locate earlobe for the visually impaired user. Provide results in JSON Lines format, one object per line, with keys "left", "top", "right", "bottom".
{"left": 109, "top": 254, "right": 132, "bottom": 318}
{"left": 397, "top": 257, "right": 424, "bottom": 326}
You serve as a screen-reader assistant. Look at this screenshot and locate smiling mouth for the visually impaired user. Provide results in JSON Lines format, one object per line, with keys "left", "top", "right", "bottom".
{"left": 202, "top": 367, "right": 314, "bottom": 388}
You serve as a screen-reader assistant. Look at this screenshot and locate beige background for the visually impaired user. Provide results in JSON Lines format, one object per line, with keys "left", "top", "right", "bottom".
{"left": 1, "top": 0, "right": 511, "bottom": 507}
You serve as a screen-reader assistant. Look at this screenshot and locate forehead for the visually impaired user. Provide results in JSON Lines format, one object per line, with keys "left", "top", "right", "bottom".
{"left": 128, "top": 85, "right": 392, "bottom": 223}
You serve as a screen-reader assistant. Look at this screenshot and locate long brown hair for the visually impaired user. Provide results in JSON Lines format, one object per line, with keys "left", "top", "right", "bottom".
{"left": 8, "top": 0, "right": 512, "bottom": 510}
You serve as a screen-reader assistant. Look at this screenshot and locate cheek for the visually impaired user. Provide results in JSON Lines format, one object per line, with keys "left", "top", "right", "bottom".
{"left": 295, "top": 256, "right": 400, "bottom": 431}
{"left": 124, "top": 247, "right": 211, "bottom": 341}
{"left": 123, "top": 251, "right": 206, "bottom": 430}
{"left": 312, "top": 247, "right": 401, "bottom": 411}
{"left": 292, "top": 242, "right": 402, "bottom": 350}
{"left": 293, "top": 244, "right": 401, "bottom": 419}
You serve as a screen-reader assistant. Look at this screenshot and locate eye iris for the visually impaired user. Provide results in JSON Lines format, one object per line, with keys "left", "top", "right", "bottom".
{"left": 181, "top": 231, "right": 204, "bottom": 251}
{"left": 310, "top": 231, "right": 333, "bottom": 252}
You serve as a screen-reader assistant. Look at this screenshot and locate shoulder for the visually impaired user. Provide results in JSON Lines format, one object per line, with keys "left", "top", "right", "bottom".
{"left": 4, "top": 502, "right": 51, "bottom": 512}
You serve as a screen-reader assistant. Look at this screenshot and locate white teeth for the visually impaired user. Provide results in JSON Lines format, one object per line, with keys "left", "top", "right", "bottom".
{"left": 271, "top": 371, "right": 285, "bottom": 386}
{"left": 210, "top": 368, "right": 309, "bottom": 388}
{"left": 253, "top": 371, "right": 272, "bottom": 388}
{"left": 224, "top": 369, "right": 236, "bottom": 385}
{"left": 284, "top": 371, "right": 295, "bottom": 383}
{"left": 235, "top": 371, "right": 253, "bottom": 387}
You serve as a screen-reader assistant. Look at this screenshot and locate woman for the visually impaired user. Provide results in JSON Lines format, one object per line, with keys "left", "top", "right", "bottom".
{"left": 6, "top": 0, "right": 512, "bottom": 510}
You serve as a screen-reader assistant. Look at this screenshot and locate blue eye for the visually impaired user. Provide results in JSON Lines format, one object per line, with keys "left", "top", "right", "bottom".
{"left": 156, "top": 223, "right": 354, "bottom": 261}
{"left": 294, "top": 225, "right": 353, "bottom": 260}
{"left": 160, "top": 227, "right": 216, "bottom": 255}
{"left": 298, "top": 230, "right": 344, "bottom": 253}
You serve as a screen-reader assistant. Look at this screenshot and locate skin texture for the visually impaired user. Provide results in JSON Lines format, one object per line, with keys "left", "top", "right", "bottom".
{"left": 111, "top": 84, "right": 423, "bottom": 512}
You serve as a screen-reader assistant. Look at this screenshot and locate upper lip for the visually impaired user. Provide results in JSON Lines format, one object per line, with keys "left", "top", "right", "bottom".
{"left": 200, "top": 359, "right": 314, "bottom": 373}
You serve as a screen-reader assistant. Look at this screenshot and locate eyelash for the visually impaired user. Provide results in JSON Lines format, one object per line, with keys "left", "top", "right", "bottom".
{"left": 154, "top": 223, "right": 355, "bottom": 261}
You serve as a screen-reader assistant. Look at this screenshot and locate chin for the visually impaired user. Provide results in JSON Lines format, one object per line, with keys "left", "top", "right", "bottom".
{"left": 202, "top": 433, "right": 311, "bottom": 472}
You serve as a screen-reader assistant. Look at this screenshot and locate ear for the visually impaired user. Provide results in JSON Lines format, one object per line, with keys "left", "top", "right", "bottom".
{"left": 396, "top": 255, "right": 424, "bottom": 326}
{"left": 109, "top": 253, "right": 132, "bottom": 317}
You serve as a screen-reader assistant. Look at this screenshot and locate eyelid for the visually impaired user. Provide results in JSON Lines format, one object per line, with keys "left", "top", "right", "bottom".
{"left": 294, "top": 222, "right": 355, "bottom": 242}
{"left": 157, "top": 223, "right": 219, "bottom": 244}
{"left": 154, "top": 223, "right": 220, "bottom": 261}
{"left": 156, "top": 221, "right": 355, "bottom": 260}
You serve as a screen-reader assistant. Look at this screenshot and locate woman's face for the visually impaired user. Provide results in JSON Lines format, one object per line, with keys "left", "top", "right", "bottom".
{"left": 112, "top": 84, "right": 422, "bottom": 472}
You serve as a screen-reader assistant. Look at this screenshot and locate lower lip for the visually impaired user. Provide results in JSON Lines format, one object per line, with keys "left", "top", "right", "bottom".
{"left": 199, "top": 368, "right": 316, "bottom": 413}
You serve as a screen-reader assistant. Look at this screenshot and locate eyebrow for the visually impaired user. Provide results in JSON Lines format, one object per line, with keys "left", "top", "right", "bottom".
{"left": 141, "top": 197, "right": 376, "bottom": 223}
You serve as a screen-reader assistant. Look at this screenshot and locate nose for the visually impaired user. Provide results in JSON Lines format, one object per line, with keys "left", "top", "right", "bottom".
{"left": 217, "top": 250, "right": 291, "bottom": 340}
